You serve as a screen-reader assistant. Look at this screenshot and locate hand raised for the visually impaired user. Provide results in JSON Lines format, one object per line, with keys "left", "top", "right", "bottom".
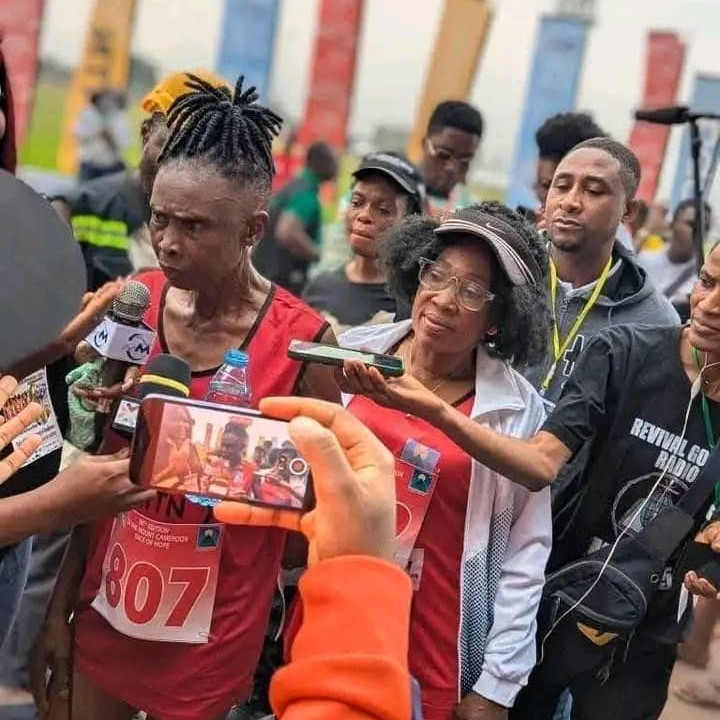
{"left": 214, "top": 397, "right": 396, "bottom": 564}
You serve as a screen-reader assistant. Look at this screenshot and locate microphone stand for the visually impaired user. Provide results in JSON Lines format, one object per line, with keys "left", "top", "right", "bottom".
{"left": 684, "top": 111, "right": 720, "bottom": 272}
{"left": 638, "top": 108, "right": 720, "bottom": 272}
{"left": 702, "top": 128, "right": 720, "bottom": 202}
{"left": 689, "top": 117, "right": 705, "bottom": 272}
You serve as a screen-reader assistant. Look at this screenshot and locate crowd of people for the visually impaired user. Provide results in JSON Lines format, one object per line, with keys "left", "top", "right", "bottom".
{"left": 0, "top": 36, "right": 719, "bottom": 720}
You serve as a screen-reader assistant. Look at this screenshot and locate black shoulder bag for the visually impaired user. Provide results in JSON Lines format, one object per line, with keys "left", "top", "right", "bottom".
{"left": 532, "top": 444, "right": 720, "bottom": 686}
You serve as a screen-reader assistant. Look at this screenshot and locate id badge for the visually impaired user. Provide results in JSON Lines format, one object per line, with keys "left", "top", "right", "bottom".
{"left": 400, "top": 438, "right": 441, "bottom": 474}
{"left": 394, "top": 440, "right": 441, "bottom": 574}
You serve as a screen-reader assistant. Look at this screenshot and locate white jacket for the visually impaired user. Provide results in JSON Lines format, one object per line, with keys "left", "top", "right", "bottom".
{"left": 340, "top": 321, "right": 552, "bottom": 707}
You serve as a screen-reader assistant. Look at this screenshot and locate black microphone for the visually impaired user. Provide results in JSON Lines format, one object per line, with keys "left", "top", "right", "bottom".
{"left": 634, "top": 106, "right": 689, "bottom": 125}
{"left": 111, "top": 354, "right": 191, "bottom": 438}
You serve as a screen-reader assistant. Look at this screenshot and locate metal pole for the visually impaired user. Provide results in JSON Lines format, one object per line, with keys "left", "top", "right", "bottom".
{"left": 689, "top": 119, "right": 705, "bottom": 272}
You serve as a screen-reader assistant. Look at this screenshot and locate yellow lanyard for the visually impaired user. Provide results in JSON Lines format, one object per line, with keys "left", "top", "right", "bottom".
{"left": 542, "top": 256, "right": 613, "bottom": 390}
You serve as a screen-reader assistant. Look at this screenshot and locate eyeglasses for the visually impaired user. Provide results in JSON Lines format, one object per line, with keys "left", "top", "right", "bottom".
{"left": 425, "top": 138, "right": 472, "bottom": 172}
{"left": 418, "top": 258, "right": 494, "bottom": 312}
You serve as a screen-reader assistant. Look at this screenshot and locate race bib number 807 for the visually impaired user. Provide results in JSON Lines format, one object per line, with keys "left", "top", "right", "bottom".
{"left": 92, "top": 511, "right": 223, "bottom": 644}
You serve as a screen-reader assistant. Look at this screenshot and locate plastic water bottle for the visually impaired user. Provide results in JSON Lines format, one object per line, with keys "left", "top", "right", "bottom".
{"left": 205, "top": 349, "right": 252, "bottom": 407}
{"left": 189, "top": 350, "right": 252, "bottom": 509}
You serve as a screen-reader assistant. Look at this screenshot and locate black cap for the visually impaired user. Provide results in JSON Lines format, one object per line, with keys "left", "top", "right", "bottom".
{"left": 353, "top": 152, "right": 425, "bottom": 210}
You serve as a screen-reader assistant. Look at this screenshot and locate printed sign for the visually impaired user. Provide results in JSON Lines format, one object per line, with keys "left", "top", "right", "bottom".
{"left": 6, "top": 368, "right": 62, "bottom": 465}
{"left": 506, "top": 15, "right": 591, "bottom": 210}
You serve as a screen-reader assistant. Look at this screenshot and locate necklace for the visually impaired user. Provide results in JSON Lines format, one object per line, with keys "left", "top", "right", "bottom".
{"left": 397, "top": 337, "right": 472, "bottom": 405}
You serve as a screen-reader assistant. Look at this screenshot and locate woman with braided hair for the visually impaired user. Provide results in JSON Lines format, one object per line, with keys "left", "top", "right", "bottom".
{"left": 33, "top": 74, "right": 338, "bottom": 720}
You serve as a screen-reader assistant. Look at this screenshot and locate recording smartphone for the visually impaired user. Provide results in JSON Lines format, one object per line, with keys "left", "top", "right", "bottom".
{"left": 287, "top": 339, "right": 405, "bottom": 377}
{"left": 130, "top": 395, "right": 312, "bottom": 511}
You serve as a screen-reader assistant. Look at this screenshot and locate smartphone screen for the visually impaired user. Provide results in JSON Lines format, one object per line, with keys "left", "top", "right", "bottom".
{"left": 288, "top": 340, "right": 404, "bottom": 377}
{"left": 131, "top": 396, "right": 311, "bottom": 511}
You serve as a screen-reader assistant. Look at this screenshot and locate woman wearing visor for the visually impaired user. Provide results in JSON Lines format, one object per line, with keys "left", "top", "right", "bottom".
{"left": 336, "top": 203, "right": 552, "bottom": 720}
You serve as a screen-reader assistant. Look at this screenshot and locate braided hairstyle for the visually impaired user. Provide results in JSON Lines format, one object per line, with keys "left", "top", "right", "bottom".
{"left": 158, "top": 73, "right": 283, "bottom": 197}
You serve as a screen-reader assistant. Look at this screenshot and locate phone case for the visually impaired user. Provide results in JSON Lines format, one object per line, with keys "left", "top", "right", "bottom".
{"left": 287, "top": 341, "right": 405, "bottom": 377}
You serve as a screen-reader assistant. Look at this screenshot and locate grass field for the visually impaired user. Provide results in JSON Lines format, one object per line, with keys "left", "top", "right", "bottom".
{"left": 19, "top": 80, "right": 67, "bottom": 168}
{"left": 20, "top": 80, "right": 143, "bottom": 170}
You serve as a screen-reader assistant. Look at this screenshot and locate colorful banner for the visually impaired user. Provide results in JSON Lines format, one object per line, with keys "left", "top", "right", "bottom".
{"left": 0, "top": 0, "right": 45, "bottom": 143}
{"left": 297, "top": 0, "right": 364, "bottom": 151}
{"left": 505, "top": 14, "right": 591, "bottom": 211}
{"left": 216, "top": 0, "right": 280, "bottom": 101}
{"left": 406, "top": 0, "right": 493, "bottom": 164}
{"left": 627, "top": 32, "right": 685, "bottom": 203}
{"left": 57, "top": 0, "right": 137, "bottom": 174}
{"left": 670, "top": 74, "right": 720, "bottom": 210}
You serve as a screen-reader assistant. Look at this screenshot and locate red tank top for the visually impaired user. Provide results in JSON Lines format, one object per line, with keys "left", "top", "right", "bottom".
{"left": 350, "top": 393, "right": 474, "bottom": 720}
{"left": 74, "top": 271, "right": 327, "bottom": 720}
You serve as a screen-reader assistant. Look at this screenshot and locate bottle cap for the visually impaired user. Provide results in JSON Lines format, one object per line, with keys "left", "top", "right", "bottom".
{"left": 224, "top": 349, "right": 249, "bottom": 368}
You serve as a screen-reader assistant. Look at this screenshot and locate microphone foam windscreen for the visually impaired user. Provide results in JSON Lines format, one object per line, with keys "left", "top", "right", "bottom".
{"left": 137, "top": 353, "right": 192, "bottom": 399}
{"left": 112, "top": 280, "right": 151, "bottom": 324}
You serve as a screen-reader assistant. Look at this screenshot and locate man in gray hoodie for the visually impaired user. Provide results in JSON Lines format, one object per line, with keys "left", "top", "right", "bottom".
{"left": 527, "top": 137, "right": 679, "bottom": 410}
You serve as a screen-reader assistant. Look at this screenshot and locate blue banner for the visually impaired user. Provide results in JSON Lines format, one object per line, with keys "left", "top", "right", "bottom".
{"left": 505, "top": 15, "right": 590, "bottom": 211}
{"left": 216, "top": 0, "right": 280, "bottom": 101}
{"left": 669, "top": 74, "right": 720, "bottom": 210}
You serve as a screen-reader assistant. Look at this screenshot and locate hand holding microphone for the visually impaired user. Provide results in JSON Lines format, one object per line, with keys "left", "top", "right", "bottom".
{"left": 8, "top": 279, "right": 125, "bottom": 381}
{"left": 72, "top": 280, "right": 155, "bottom": 407}
{"left": 214, "top": 396, "right": 396, "bottom": 564}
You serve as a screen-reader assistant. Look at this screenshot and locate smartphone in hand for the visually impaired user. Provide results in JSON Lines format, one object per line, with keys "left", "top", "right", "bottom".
{"left": 130, "top": 395, "right": 311, "bottom": 511}
{"left": 288, "top": 340, "right": 404, "bottom": 377}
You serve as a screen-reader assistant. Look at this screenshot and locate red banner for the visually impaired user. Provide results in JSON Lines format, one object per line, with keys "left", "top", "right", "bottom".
{"left": 297, "top": 0, "right": 364, "bottom": 151}
{"left": 627, "top": 31, "right": 686, "bottom": 202}
{"left": 0, "top": 0, "right": 45, "bottom": 144}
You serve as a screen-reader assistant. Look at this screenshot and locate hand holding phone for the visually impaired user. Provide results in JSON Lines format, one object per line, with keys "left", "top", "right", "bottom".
{"left": 288, "top": 340, "right": 404, "bottom": 377}
{"left": 131, "top": 396, "right": 312, "bottom": 512}
{"left": 336, "top": 359, "right": 446, "bottom": 422}
{"left": 214, "top": 397, "right": 397, "bottom": 564}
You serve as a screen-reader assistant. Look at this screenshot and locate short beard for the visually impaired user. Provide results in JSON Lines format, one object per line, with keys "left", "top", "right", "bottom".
{"left": 549, "top": 234, "right": 584, "bottom": 254}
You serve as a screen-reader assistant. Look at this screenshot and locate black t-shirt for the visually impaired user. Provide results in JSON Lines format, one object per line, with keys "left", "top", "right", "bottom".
{"left": 303, "top": 267, "right": 396, "bottom": 327}
{"left": 544, "top": 324, "right": 718, "bottom": 643}
{"left": 62, "top": 171, "right": 148, "bottom": 235}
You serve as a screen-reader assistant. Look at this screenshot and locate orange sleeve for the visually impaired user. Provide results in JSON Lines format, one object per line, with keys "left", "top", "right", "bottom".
{"left": 270, "top": 555, "right": 413, "bottom": 720}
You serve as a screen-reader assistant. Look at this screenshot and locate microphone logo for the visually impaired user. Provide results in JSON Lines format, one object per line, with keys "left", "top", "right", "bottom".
{"left": 93, "top": 324, "right": 109, "bottom": 348}
{"left": 124, "top": 332, "right": 152, "bottom": 363}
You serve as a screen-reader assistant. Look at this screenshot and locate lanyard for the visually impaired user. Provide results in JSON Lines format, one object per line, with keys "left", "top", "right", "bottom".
{"left": 541, "top": 256, "right": 613, "bottom": 390}
{"left": 691, "top": 345, "right": 720, "bottom": 505}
